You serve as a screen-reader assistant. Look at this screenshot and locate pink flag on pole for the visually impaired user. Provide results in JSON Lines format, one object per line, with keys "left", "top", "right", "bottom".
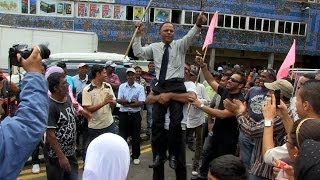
{"left": 202, "top": 11, "right": 219, "bottom": 50}
{"left": 276, "top": 39, "right": 296, "bottom": 80}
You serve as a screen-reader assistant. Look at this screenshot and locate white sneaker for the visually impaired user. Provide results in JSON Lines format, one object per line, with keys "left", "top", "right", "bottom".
{"left": 191, "top": 171, "right": 198, "bottom": 176}
{"left": 133, "top": 159, "right": 140, "bottom": 165}
{"left": 32, "top": 164, "right": 40, "bottom": 174}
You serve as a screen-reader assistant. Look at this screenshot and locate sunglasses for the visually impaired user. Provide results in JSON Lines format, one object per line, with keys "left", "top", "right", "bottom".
{"left": 229, "top": 77, "right": 241, "bottom": 83}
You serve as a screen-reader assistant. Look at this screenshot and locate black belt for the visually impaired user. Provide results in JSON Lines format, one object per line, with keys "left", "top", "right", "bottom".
{"left": 121, "top": 111, "right": 140, "bottom": 115}
{"left": 164, "top": 78, "right": 185, "bottom": 83}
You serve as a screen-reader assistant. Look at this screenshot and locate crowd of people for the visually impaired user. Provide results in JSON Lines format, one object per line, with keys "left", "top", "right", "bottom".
{"left": 1, "top": 13, "right": 320, "bottom": 180}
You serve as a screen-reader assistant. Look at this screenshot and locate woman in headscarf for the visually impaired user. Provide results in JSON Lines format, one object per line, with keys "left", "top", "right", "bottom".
{"left": 83, "top": 133, "right": 130, "bottom": 180}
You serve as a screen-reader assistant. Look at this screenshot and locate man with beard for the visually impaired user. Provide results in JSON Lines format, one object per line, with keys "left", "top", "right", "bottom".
{"left": 192, "top": 56, "right": 246, "bottom": 179}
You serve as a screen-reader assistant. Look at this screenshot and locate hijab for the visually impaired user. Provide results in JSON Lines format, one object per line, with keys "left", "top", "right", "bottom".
{"left": 295, "top": 139, "right": 320, "bottom": 180}
{"left": 83, "top": 133, "right": 130, "bottom": 180}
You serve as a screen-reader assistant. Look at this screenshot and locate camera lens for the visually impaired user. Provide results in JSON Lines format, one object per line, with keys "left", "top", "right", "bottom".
{"left": 38, "top": 44, "right": 51, "bottom": 59}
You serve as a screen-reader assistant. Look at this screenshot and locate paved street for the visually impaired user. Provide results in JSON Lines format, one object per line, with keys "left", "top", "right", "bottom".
{"left": 18, "top": 141, "right": 196, "bottom": 180}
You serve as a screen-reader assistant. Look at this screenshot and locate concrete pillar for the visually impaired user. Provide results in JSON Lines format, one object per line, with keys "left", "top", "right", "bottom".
{"left": 267, "top": 53, "right": 274, "bottom": 69}
{"left": 209, "top": 48, "right": 216, "bottom": 71}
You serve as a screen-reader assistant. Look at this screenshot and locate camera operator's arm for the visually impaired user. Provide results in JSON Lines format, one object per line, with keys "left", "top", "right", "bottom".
{"left": 0, "top": 47, "right": 48, "bottom": 179}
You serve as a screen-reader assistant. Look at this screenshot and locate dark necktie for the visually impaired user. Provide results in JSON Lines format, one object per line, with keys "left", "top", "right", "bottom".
{"left": 158, "top": 44, "right": 170, "bottom": 86}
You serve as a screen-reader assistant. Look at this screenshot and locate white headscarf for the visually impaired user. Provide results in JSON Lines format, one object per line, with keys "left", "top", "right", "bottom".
{"left": 83, "top": 133, "right": 130, "bottom": 180}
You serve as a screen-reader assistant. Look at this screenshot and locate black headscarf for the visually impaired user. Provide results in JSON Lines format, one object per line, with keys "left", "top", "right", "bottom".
{"left": 295, "top": 139, "right": 320, "bottom": 180}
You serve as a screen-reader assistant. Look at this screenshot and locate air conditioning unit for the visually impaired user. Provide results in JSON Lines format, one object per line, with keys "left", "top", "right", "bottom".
{"left": 308, "top": 0, "right": 316, "bottom": 3}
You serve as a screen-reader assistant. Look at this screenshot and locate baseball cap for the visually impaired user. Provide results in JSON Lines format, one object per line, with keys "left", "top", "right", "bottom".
{"left": 126, "top": 68, "right": 136, "bottom": 74}
{"left": 264, "top": 79, "right": 293, "bottom": 98}
{"left": 105, "top": 61, "right": 117, "bottom": 68}
{"left": 77, "top": 63, "right": 88, "bottom": 68}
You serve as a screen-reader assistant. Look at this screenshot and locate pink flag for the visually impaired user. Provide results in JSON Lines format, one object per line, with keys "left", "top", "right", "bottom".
{"left": 202, "top": 11, "right": 218, "bottom": 50}
{"left": 276, "top": 39, "right": 296, "bottom": 80}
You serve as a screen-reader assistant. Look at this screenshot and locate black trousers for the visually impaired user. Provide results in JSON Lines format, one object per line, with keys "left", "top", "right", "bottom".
{"left": 152, "top": 129, "right": 187, "bottom": 180}
{"left": 119, "top": 111, "right": 142, "bottom": 159}
{"left": 151, "top": 79, "right": 186, "bottom": 158}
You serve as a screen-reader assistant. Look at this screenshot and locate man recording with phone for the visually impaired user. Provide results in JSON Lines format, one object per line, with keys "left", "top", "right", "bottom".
{"left": 0, "top": 47, "right": 49, "bottom": 179}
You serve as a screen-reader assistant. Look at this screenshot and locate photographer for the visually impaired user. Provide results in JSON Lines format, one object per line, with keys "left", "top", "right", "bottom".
{"left": 0, "top": 47, "right": 49, "bottom": 179}
{"left": 0, "top": 70, "right": 20, "bottom": 120}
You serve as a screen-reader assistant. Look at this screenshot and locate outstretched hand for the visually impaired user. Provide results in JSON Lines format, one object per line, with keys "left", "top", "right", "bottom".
{"left": 262, "top": 94, "right": 276, "bottom": 120}
{"left": 223, "top": 99, "right": 246, "bottom": 115}
{"left": 135, "top": 21, "right": 144, "bottom": 36}
{"left": 196, "top": 12, "right": 207, "bottom": 26}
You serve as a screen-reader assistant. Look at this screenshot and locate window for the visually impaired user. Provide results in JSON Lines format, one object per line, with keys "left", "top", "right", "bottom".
{"left": 126, "top": 6, "right": 133, "bottom": 20}
{"left": 153, "top": 8, "right": 171, "bottom": 23}
{"left": 217, "top": 14, "right": 224, "bottom": 27}
{"left": 240, "top": 17, "right": 246, "bottom": 29}
{"left": 256, "top": 18, "right": 262, "bottom": 31}
{"left": 249, "top": 17, "right": 255, "bottom": 30}
{"left": 184, "top": 11, "right": 192, "bottom": 24}
{"left": 292, "top": 22, "right": 299, "bottom": 35}
{"left": 172, "top": 10, "right": 182, "bottom": 24}
{"left": 285, "top": 22, "right": 292, "bottom": 34}
{"left": 263, "top": 19, "right": 270, "bottom": 32}
{"left": 225, "top": 15, "right": 232, "bottom": 28}
{"left": 233, "top": 16, "right": 240, "bottom": 29}
{"left": 299, "top": 23, "right": 306, "bottom": 35}
{"left": 193, "top": 11, "right": 200, "bottom": 25}
{"left": 270, "top": 20, "right": 276, "bottom": 32}
{"left": 278, "top": 21, "right": 285, "bottom": 33}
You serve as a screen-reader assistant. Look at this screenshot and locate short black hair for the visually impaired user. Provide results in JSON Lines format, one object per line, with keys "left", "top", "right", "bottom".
{"left": 209, "top": 155, "right": 247, "bottom": 180}
{"left": 300, "top": 80, "right": 320, "bottom": 115}
{"left": 302, "top": 73, "right": 315, "bottom": 80}
{"left": 47, "top": 72, "right": 64, "bottom": 93}
{"left": 159, "top": 21, "right": 173, "bottom": 31}
{"left": 234, "top": 71, "right": 246, "bottom": 86}
{"left": 134, "top": 66, "right": 142, "bottom": 70}
{"left": 91, "top": 64, "right": 105, "bottom": 79}
{"left": 56, "top": 61, "right": 66, "bottom": 68}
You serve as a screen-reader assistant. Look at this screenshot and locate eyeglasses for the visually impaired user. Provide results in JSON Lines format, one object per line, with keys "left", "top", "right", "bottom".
{"left": 229, "top": 77, "right": 241, "bottom": 83}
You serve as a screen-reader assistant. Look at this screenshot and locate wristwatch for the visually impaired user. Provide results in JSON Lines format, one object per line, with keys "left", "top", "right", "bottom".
{"left": 264, "top": 119, "right": 273, "bottom": 127}
{"left": 200, "top": 103, "right": 205, "bottom": 108}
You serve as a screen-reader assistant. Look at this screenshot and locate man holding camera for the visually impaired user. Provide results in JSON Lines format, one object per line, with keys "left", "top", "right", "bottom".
{"left": 0, "top": 47, "right": 49, "bottom": 179}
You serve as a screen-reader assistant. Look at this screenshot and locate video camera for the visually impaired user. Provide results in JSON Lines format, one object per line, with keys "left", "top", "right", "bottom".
{"left": 8, "top": 43, "right": 51, "bottom": 67}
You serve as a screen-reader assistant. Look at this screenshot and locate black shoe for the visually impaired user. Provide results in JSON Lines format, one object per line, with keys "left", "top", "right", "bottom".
{"left": 149, "top": 155, "right": 165, "bottom": 168}
{"left": 169, "top": 155, "right": 177, "bottom": 169}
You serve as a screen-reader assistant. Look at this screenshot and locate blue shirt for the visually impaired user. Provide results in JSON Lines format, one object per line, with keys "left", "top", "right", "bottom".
{"left": 0, "top": 73, "right": 49, "bottom": 179}
{"left": 72, "top": 74, "right": 89, "bottom": 98}
{"left": 66, "top": 75, "right": 75, "bottom": 91}
{"left": 118, "top": 82, "right": 145, "bottom": 113}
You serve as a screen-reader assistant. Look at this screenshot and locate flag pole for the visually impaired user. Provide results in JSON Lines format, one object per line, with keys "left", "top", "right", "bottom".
{"left": 124, "top": 0, "right": 153, "bottom": 60}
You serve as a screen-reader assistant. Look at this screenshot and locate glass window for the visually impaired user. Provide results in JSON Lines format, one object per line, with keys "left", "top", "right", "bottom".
{"left": 270, "top": 20, "right": 276, "bottom": 32}
{"left": 240, "top": 16, "right": 246, "bottom": 29}
{"left": 184, "top": 11, "right": 192, "bottom": 24}
{"left": 218, "top": 14, "right": 224, "bottom": 27}
{"left": 285, "top": 22, "right": 292, "bottom": 34}
{"left": 278, "top": 21, "right": 285, "bottom": 33}
{"left": 193, "top": 12, "right": 200, "bottom": 24}
{"left": 299, "top": 23, "right": 306, "bottom": 35}
{"left": 126, "top": 6, "right": 133, "bottom": 20}
{"left": 293, "top": 22, "right": 299, "bottom": 35}
{"left": 172, "top": 10, "right": 182, "bottom": 24}
{"left": 233, "top": 16, "right": 240, "bottom": 28}
{"left": 263, "top": 19, "right": 270, "bottom": 31}
{"left": 256, "top": 18, "right": 262, "bottom": 31}
{"left": 225, "top": 15, "right": 232, "bottom": 28}
{"left": 249, "top": 17, "right": 255, "bottom": 30}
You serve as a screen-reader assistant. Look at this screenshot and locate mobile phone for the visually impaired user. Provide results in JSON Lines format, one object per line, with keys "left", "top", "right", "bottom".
{"left": 274, "top": 89, "right": 281, "bottom": 108}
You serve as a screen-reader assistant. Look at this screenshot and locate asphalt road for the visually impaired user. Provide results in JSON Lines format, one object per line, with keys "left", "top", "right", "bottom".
{"left": 18, "top": 141, "right": 197, "bottom": 180}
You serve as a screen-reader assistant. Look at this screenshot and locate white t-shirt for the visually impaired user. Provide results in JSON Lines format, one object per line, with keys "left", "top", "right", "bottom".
{"left": 164, "top": 81, "right": 196, "bottom": 130}
{"left": 264, "top": 144, "right": 295, "bottom": 165}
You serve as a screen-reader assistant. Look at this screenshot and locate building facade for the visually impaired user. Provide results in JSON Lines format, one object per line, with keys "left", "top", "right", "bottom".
{"left": 1, "top": 0, "right": 320, "bottom": 69}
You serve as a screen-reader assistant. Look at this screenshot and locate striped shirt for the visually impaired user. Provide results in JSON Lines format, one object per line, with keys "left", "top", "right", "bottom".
{"left": 237, "top": 113, "right": 286, "bottom": 179}
{"left": 118, "top": 82, "right": 145, "bottom": 113}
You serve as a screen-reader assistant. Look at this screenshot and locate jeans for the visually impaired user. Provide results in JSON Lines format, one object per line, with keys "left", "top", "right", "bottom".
{"left": 32, "top": 142, "right": 42, "bottom": 165}
{"left": 44, "top": 154, "right": 78, "bottom": 180}
{"left": 146, "top": 104, "right": 153, "bottom": 133}
{"left": 119, "top": 111, "right": 142, "bottom": 159}
{"left": 238, "top": 130, "right": 256, "bottom": 170}
{"left": 188, "top": 125, "right": 203, "bottom": 171}
{"left": 199, "top": 131, "right": 238, "bottom": 177}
